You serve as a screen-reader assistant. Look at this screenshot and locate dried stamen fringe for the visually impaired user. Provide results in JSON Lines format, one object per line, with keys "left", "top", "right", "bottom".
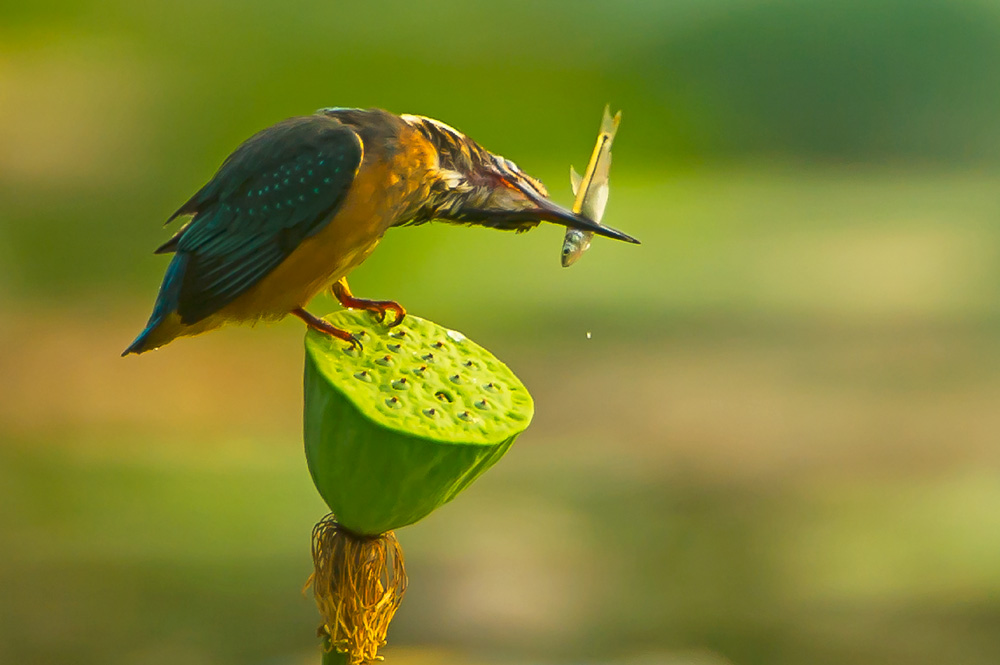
{"left": 308, "top": 515, "right": 407, "bottom": 664}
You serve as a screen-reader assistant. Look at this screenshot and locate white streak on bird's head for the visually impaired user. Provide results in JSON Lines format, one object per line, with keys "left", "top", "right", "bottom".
{"left": 400, "top": 113, "right": 555, "bottom": 225}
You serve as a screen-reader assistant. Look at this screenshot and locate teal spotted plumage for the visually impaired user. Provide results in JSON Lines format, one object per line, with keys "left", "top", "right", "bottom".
{"left": 124, "top": 116, "right": 362, "bottom": 353}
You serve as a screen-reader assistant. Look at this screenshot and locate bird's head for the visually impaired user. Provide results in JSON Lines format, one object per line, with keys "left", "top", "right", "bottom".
{"left": 402, "top": 114, "right": 639, "bottom": 244}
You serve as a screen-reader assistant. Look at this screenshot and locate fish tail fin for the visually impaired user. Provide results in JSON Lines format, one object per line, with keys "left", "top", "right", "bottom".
{"left": 569, "top": 166, "right": 582, "bottom": 196}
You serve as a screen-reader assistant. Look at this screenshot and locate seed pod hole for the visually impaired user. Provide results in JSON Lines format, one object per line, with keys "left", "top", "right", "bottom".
{"left": 435, "top": 391, "right": 453, "bottom": 403}
{"left": 422, "top": 407, "right": 438, "bottom": 417}
{"left": 432, "top": 341, "right": 445, "bottom": 349}
{"left": 484, "top": 382, "right": 500, "bottom": 393}
{"left": 385, "top": 396, "right": 403, "bottom": 409}
{"left": 449, "top": 374, "right": 463, "bottom": 384}
{"left": 387, "top": 343, "right": 402, "bottom": 352}
{"left": 463, "top": 360, "right": 478, "bottom": 369}
{"left": 458, "top": 410, "right": 476, "bottom": 422}
{"left": 389, "top": 329, "right": 408, "bottom": 339}
{"left": 354, "top": 370, "right": 373, "bottom": 383}
{"left": 475, "top": 399, "right": 489, "bottom": 410}
{"left": 391, "top": 378, "right": 409, "bottom": 390}
{"left": 412, "top": 365, "right": 427, "bottom": 376}
{"left": 375, "top": 355, "right": 393, "bottom": 366}
{"left": 421, "top": 353, "right": 434, "bottom": 362}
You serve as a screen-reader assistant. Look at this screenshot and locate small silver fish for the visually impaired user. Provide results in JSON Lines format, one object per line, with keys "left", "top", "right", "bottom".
{"left": 562, "top": 105, "right": 621, "bottom": 267}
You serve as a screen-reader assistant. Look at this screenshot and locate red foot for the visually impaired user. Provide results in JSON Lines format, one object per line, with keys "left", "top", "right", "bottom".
{"left": 332, "top": 281, "right": 406, "bottom": 328}
{"left": 291, "top": 308, "right": 362, "bottom": 351}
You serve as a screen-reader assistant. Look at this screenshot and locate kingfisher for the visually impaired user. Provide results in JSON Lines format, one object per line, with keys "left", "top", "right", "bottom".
{"left": 123, "top": 107, "right": 640, "bottom": 355}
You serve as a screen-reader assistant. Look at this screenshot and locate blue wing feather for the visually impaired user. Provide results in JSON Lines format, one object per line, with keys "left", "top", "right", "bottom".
{"left": 148, "top": 114, "right": 363, "bottom": 326}
{"left": 124, "top": 114, "right": 363, "bottom": 354}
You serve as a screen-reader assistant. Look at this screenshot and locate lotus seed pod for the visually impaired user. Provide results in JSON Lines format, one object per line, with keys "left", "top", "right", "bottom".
{"left": 304, "top": 310, "right": 533, "bottom": 536}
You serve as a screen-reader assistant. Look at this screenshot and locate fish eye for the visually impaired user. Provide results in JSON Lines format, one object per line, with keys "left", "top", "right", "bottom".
{"left": 562, "top": 247, "right": 570, "bottom": 254}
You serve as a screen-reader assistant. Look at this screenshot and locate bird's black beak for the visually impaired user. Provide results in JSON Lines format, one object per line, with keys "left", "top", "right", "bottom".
{"left": 531, "top": 196, "right": 640, "bottom": 244}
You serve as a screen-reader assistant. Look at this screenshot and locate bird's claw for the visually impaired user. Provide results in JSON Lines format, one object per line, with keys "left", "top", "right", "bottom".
{"left": 353, "top": 301, "right": 405, "bottom": 328}
{"left": 292, "top": 307, "right": 364, "bottom": 351}
{"left": 368, "top": 302, "right": 405, "bottom": 328}
{"left": 331, "top": 280, "right": 405, "bottom": 328}
{"left": 344, "top": 334, "right": 364, "bottom": 352}
{"left": 324, "top": 328, "right": 364, "bottom": 353}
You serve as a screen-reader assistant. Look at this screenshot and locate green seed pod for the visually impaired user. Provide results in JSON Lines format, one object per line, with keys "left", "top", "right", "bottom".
{"left": 304, "top": 310, "right": 533, "bottom": 536}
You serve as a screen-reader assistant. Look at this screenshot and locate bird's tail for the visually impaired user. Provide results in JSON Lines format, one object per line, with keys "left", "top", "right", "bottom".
{"left": 122, "top": 254, "right": 189, "bottom": 356}
{"left": 122, "top": 324, "right": 156, "bottom": 356}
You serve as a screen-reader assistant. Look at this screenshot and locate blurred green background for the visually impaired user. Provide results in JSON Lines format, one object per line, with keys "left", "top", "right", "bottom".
{"left": 3, "top": 1, "right": 1000, "bottom": 664}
